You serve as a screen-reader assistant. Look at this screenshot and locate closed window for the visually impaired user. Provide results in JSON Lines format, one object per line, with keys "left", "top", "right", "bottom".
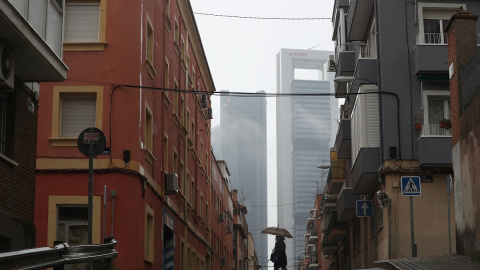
{"left": 60, "top": 93, "right": 96, "bottom": 138}
{"left": 65, "top": 1, "right": 100, "bottom": 42}
{"left": 51, "top": 86, "right": 103, "bottom": 146}
{"left": 144, "top": 205, "right": 154, "bottom": 262}
{"left": 422, "top": 91, "right": 451, "bottom": 136}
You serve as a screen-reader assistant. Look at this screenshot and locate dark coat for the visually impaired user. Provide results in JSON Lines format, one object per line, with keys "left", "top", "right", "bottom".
{"left": 273, "top": 239, "right": 287, "bottom": 267}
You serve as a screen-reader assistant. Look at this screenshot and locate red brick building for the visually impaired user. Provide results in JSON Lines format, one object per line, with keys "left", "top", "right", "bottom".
{"left": 35, "top": 0, "right": 216, "bottom": 269}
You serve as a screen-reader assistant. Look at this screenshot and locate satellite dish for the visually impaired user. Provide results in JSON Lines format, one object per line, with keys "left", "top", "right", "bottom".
{"left": 375, "top": 190, "right": 389, "bottom": 209}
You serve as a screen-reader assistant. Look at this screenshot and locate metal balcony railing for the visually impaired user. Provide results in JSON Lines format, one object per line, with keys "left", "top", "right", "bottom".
{"left": 416, "top": 33, "right": 448, "bottom": 45}
{"left": 421, "top": 124, "right": 452, "bottom": 136}
{"left": 341, "top": 42, "right": 355, "bottom": 52}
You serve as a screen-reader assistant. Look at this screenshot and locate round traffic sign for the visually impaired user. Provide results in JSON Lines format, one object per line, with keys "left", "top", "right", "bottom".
{"left": 77, "top": 127, "right": 107, "bottom": 157}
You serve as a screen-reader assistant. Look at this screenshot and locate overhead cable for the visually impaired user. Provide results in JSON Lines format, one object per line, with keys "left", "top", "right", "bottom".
{"left": 193, "top": 12, "right": 331, "bottom": 20}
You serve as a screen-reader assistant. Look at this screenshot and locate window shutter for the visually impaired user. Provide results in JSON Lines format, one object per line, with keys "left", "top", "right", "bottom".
{"left": 364, "top": 91, "right": 380, "bottom": 147}
{"left": 60, "top": 94, "right": 96, "bottom": 137}
{"left": 65, "top": 3, "right": 100, "bottom": 42}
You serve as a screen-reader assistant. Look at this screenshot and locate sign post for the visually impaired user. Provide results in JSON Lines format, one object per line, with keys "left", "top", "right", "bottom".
{"left": 78, "top": 127, "right": 106, "bottom": 245}
{"left": 401, "top": 176, "right": 421, "bottom": 257}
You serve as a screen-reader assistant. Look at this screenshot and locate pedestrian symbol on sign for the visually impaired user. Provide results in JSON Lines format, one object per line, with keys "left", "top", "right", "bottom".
{"left": 401, "top": 176, "right": 421, "bottom": 196}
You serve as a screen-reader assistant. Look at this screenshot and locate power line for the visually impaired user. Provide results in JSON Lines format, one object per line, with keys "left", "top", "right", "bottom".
{"left": 194, "top": 12, "right": 331, "bottom": 20}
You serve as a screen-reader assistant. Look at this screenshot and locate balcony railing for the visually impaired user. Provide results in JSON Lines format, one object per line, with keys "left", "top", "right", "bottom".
{"left": 341, "top": 42, "right": 355, "bottom": 52}
{"left": 421, "top": 124, "right": 452, "bottom": 136}
{"left": 416, "top": 33, "right": 448, "bottom": 45}
{"left": 359, "top": 45, "right": 376, "bottom": 59}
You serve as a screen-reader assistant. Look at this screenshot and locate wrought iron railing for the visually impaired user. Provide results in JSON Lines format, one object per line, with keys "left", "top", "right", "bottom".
{"left": 460, "top": 47, "right": 480, "bottom": 112}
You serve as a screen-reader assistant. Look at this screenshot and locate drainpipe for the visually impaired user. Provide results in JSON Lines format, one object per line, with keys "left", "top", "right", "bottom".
{"left": 374, "top": 0, "right": 382, "bottom": 262}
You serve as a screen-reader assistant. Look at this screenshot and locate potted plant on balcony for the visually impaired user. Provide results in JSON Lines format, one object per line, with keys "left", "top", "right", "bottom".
{"left": 413, "top": 115, "right": 423, "bottom": 131}
{"left": 439, "top": 119, "right": 451, "bottom": 129}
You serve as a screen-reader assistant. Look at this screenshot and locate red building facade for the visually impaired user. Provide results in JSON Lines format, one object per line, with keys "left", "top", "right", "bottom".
{"left": 35, "top": 0, "right": 216, "bottom": 269}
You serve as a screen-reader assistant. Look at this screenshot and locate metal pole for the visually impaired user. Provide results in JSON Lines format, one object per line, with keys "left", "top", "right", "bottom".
{"left": 88, "top": 143, "right": 93, "bottom": 245}
{"left": 410, "top": 196, "right": 417, "bottom": 257}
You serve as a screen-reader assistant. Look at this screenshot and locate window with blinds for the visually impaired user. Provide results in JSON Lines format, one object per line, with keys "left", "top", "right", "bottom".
{"left": 64, "top": 1, "right": 100, "bottom": 43}
{"left": 351, "top": 86, "right": 379, "bottom": 163}
{"left": 60, "top": 93, "right": 96, "bottom": 138}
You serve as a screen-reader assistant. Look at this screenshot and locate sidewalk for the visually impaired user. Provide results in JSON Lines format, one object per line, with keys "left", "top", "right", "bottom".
{"left": 373, "top": 253, "right": 480, "bottom": 270}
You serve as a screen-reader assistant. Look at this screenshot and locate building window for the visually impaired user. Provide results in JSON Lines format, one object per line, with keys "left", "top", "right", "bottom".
{"left": 146, "top": 17, "right": 156, "bottom": 78}
{"left": 144, "top": 204, "right": 154, "bottom": 262}
{"left": 173, "top": 150, "right": 178, "bottom": 178}
{"left": 51, "top": 86, "right": 103, "bottom": 146}
{"left": 180, "top": 161, "right": 185, "bottom": 192}
{"left": 144, "top": 104, "right": 155, "bottom": 164}
{"left": 57, "top": 205, "right": 89, "bottom": 270}
{"left": 163, "top": 134, "right": 169, "bottom": 172}
{"left": 48, "top": 196, "right": 101, "bottom": 250}
{"left": 0, "top": 93, "right": 9, "bottom": 156}
{"left": 422, "top": 91, "right": 451, "bottom": 136}
{"left": 190, "top": 179, "right": 195, "bottom": 206}
{"left": 60, "top": 93, "right": 96, "bottom": 138}
{"left": 64, "top": 0, "right": 107, "bottom": 51}
{"left": 417, "top": 3, "right": 466, "bottom": 44}
{"left": 351, "top": 85, "right": 379, "bottom": 162}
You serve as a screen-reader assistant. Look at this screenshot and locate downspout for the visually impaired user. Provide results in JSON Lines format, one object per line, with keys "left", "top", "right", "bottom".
{"left": 374, "top": 0, "right": 382, "bottom": 262}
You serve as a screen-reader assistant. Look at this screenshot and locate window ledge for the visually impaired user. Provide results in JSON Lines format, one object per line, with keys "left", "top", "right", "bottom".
{"left": 146, "top": 59, "right": 157, "bottom": 79}
{"left": 64, "top": 42, "right": 107, "bottom": 52}
{"left": 174, "top": 43, "right": 181, "bottom": 57}
{"left": 173, "top": 113, "right": 181, "bottom": 126}
{"left": 164, "top": 93, "right": 172, "bottom": 107}
{"left": 49, "top": 137, "right": 78, "bottom": 147}
{"left": 144, "top": 148, "right": 156, "bottom": 165}
{"left": 0, "top": 153, "right": 18, "bottom": 167}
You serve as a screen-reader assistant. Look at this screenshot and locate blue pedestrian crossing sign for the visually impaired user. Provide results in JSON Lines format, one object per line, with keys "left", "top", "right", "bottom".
{"left": 356, "top": 200, "right": 373, "bottom": 217}
{"left": 401, "top": 176, "right": 421, "bottom": 196}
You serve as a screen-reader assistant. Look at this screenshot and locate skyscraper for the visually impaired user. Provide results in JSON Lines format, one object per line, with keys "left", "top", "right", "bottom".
{"left": 276, "top": 49, "right": 335, "bottom": 266}
{"left": 212, "top": 91, "right": 268, "bottom": 267}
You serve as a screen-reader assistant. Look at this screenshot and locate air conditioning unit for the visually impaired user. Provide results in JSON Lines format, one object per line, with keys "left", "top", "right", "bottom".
{"left": 200, "top": 94, "right": 208, "bottom": 108}
{"left": 226, "top": 224, "right": 232, "bottom": 234}
{"left": 165, "top": 173, "right": 178, "bottom": 194}
{"left": 327, "top": 55, "right": 335, "bottom": 72}
{"left": 221, "top": 258, "right": 227, "bottom": 266}
{"left": 205, "top": 108, "right": 213, "bottom": 120}
{"left": 218, "top": 212, "right": 225, "bottom": 222}
{"left": 0, "top": 42, "right": 15, "bottom": 90}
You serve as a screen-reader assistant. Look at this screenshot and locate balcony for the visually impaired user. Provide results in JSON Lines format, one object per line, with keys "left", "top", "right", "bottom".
{"left": 414, "top": 33, "right": 449, "bottom": 80}
{"left": 418, "top": 125, "right": 452, "bottom": 167}
{"left": 321, "top": 194, "right": 337, "bottom": 214}
{"left": 334, "top": 46, "right": 355, "bottom": 97}
{"left": 324, "top": 210, "right": 348, "bottom": 242}
{"left": 326, "top": 160, "right": 348, "bottom": 195}
{"left": 0, "top": 1, "right": 67, "bottom": 82}
{"left": 350, "top": 58, "right": 378, "bottom": 94}
{"left": 351, "top": 147, "right": 381, "bottom": 194}
{"left": 337, "top": 188, "right": 359, "bottom": 222}
{"left": 335, "top": 119, "right": 351, "bottom": 159}
{"left": 346, "top": 0, "right": 374, "bottom": 41}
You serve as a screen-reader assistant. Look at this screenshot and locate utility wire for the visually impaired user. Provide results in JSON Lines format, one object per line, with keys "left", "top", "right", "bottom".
{"left": 193, "top": 12, "right": 331, "bottom": 20}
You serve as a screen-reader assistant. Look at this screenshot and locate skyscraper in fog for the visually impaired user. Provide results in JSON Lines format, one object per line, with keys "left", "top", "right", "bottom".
{"left": 212, "top": 92, "right": 268, "bottom": 267}
{"left": 276, "top": 49, "right": 336, "bottom": 266}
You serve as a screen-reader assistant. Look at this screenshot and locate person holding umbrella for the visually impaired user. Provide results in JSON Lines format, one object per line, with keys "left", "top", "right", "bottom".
{"left": 261, "top": 226, "right": 291, "bottom": 270}
{"left": 271, "top": 235, "right": 287, "bottom": 270}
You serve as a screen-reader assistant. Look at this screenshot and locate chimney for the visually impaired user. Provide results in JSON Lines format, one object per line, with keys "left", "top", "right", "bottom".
{"left": 446, "top": 7, "right": 478, "bottom": 145}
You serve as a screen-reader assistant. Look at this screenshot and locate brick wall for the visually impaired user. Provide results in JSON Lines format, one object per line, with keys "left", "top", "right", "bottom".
{"left": 447, "top": 8, "right": 478, "bottom": 145}
{"left": 0, "top": 82, "right": 37, "bottom": 223}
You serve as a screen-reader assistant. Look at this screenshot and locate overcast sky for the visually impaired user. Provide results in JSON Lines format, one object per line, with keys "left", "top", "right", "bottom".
{"left": 189, "top": 0, "right": 336, "bottom": 257}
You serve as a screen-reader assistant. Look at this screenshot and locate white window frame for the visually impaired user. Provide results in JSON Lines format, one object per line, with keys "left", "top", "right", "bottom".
{"left": 417, "top": 3, "right": 466, "bottom": 44}
{"left": 421, "top": 90, "right": 452, "bottom": 136}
